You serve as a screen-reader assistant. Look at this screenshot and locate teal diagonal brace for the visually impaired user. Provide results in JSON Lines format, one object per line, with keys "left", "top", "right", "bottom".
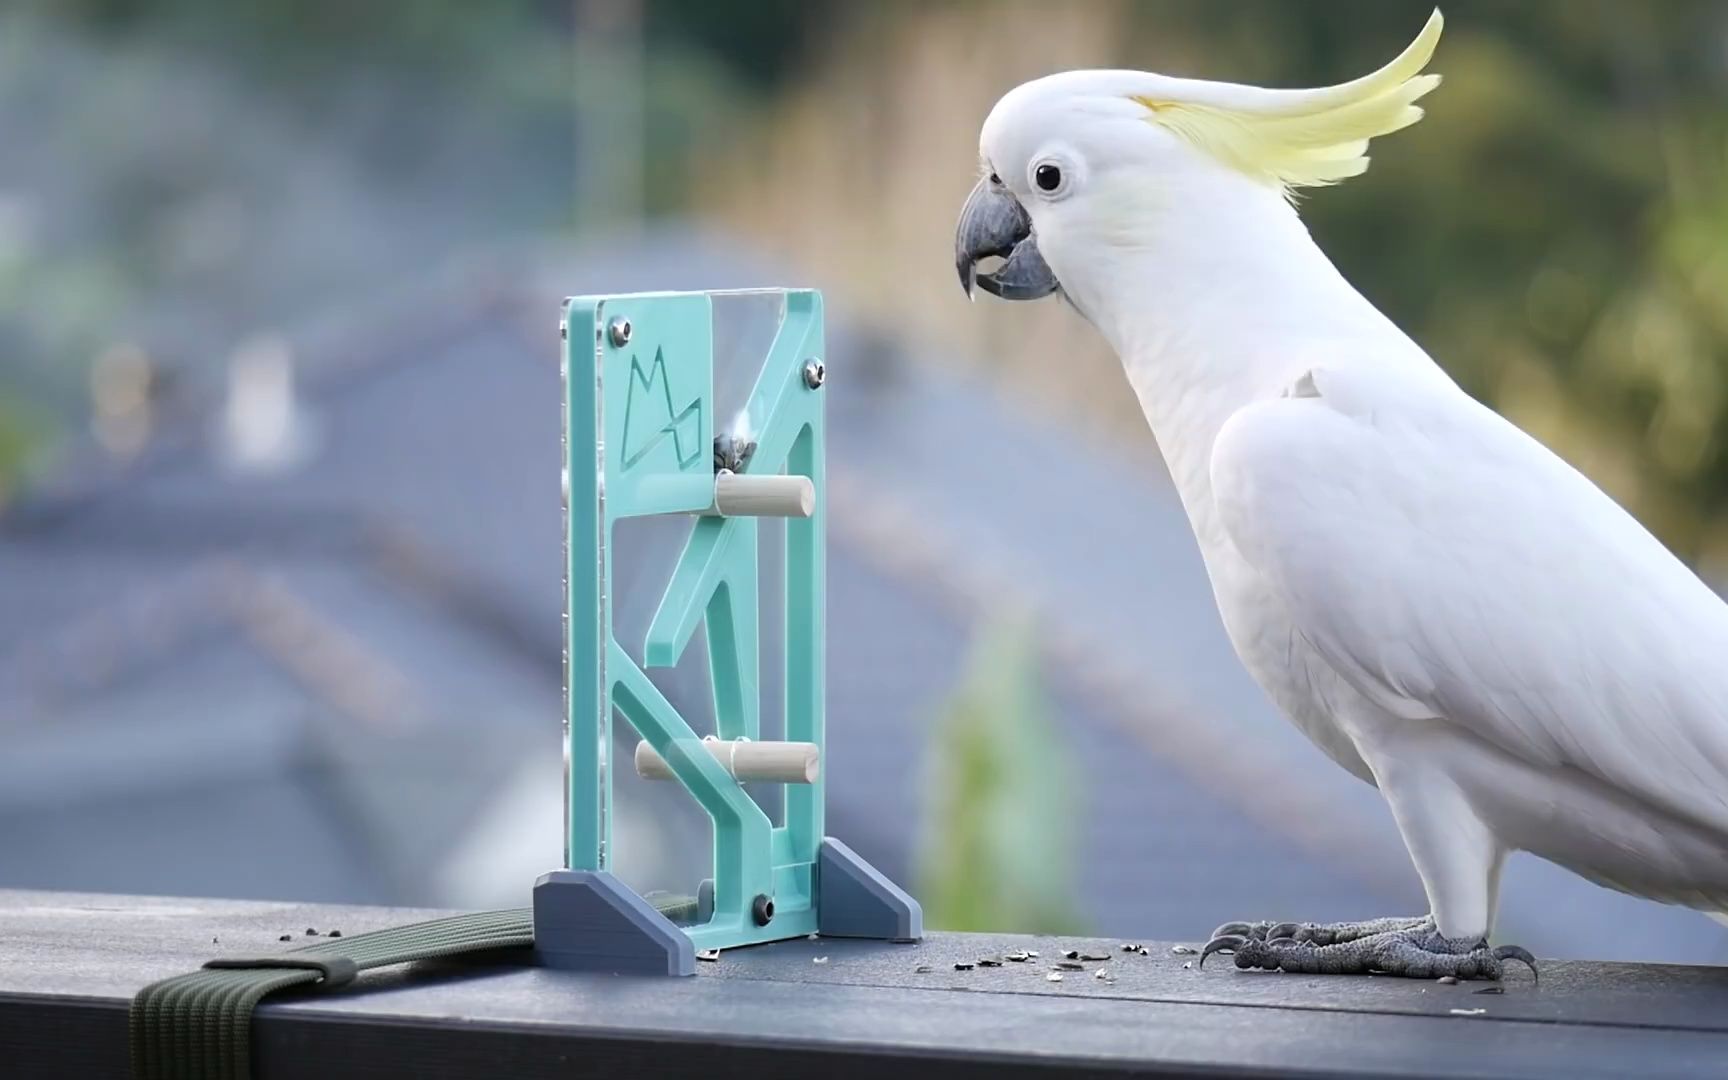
{"left": 644, "top": 515, "right": 760, "bottom": 742}
{"left": 737, "top": 291, "right": 822, "bottom": 477}
{"left": 610, "top": 644, "right": 774, "bottom": 925}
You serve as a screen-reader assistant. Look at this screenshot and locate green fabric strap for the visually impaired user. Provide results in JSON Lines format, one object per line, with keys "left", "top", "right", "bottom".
{"left": 130, "top": 895, "right": 700, "bottom": 1080}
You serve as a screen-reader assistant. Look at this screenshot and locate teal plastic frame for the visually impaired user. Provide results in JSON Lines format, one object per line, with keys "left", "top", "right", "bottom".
{"left": 562, "top": 288, "right": 827, "bottom": 952}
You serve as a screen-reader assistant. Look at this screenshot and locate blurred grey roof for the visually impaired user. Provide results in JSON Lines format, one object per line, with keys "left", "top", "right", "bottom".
{"left": 2, "top": 231, "right": 1720, "bottom": 960}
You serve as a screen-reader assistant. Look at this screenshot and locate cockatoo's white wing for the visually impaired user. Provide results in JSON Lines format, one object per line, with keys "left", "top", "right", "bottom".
{"left": 1211, "top": 363, "right": 1728, "bottom": 844}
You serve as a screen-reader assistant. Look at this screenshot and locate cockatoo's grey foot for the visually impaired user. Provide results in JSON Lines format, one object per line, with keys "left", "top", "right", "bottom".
{"left": 1200, "top": 918, "right": 1537, "bottom": 982}
{"left": 1209, "top": 915, "right": 1430, "bottom": 946}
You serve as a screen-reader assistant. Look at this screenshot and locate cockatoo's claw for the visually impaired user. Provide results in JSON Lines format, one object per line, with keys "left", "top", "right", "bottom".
{"left": 1197, "top": 934, "right": 1247, "bottom": 969}
{"left": 1208, "top": 921, "right": 1271, "bottom": 941}
{"left": 1492, "top": 944, "right": 1540, "bottom": 983}
{"left": 1212, "top": 915, "right": 1427, "bottom": 947}
{"left": 1198, "top": 916, "right": 1538, "bottom": 983}
{"left": 1207, "top": 919, "right": 1327, "bottom": 947}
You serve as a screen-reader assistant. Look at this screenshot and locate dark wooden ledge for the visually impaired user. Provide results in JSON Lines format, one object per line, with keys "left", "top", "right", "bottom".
{"left": 4, "top": 889, "right": 1728, "bottom": 1078}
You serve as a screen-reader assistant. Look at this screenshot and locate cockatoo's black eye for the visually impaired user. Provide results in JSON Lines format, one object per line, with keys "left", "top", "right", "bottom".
{"left": 1035, "top": 163, "right": 1062, "bottom": 192}
{"left": 988, "top": 172, "right": 1001, "bottom": 186}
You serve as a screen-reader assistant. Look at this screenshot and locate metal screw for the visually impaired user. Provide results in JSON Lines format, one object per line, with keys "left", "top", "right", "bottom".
{"left": 751, "top": 894, "right": 775, "bottom": 926}
{"left": 608, "top": 317, "right": 633, "bottom": 348}
{"left": 802, "top": 358, "right": 825, "bottom": 389}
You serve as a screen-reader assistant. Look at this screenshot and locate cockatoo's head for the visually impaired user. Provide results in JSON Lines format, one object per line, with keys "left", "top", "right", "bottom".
{"left": 955, "top": 10, "right": 1444, "bottom": 307}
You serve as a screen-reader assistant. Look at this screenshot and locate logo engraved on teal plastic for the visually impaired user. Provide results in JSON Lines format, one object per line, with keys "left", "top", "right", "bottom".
{"left": 621, "top": 347, "right": 704, "bottom": 471}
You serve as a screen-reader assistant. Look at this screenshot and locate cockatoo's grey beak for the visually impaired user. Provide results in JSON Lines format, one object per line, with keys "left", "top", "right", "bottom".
{"left": 954, "top": 177, "right": 1059, "bottom": 301}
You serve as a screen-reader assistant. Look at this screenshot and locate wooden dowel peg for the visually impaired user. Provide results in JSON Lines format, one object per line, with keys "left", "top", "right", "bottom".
{"left": 706, "top": 470, "right": 814, "bottom": 518}
{"left": 635, "top": 738, "right": 820, "bottom": 784}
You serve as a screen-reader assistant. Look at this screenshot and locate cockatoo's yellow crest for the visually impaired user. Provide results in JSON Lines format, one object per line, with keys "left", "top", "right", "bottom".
{"left": 1131, "top": 9, "right": 1443, "bottom": 194}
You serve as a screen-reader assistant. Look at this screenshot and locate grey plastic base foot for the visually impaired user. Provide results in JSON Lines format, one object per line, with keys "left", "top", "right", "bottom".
{"left": 533, "top": 869, "right": 696, "bottom": 976}
{"left": 817, "top": 837, "right": 923, "bottom": 942}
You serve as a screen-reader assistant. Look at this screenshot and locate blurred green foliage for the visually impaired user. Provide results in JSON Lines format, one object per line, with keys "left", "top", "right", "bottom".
{"left": 916, "top": 615, "right": 1084, "bottom": 934}
{"left": 0, "top": 398, "right": 44, "bottom": 503}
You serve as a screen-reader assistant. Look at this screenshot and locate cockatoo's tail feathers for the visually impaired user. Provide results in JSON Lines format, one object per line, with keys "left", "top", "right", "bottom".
{"left": 1129, "top": 8, "right": 1442, "bottom": 194}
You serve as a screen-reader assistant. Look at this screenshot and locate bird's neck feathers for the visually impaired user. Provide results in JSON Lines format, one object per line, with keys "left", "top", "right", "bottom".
{"left": 1062, "top": 182, "right": 1432, "bottom": 510}
{"left": 1028, "top": 8, "right": 1447, "bottom": 520}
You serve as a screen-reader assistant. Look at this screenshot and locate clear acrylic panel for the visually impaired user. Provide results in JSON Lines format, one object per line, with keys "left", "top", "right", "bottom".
{"left": 714, "top": 290, "right": 790, "bottom": 831}
{"left": 607, "top": 513, "right": 714, "bottom": 903}
{"left": 592, "top": 290, "right": 791, "bottom": 919}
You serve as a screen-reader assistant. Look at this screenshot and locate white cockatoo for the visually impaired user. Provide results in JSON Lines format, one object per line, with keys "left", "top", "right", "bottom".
{"left": 955, "top": 9, "right": 1728, "bottom": 981}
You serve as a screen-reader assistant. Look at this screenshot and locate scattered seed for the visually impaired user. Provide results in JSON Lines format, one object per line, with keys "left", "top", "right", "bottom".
{"left": 813, "top": 956, "right": 829, "bottom": 965}
{"left": 914, "top": 964, "right": 932, "bottom": 974}
{"left": 305, "top": 928, "right": 318, "bottom": 936}
{"left": 1080, "top": 952, "right": 1111, "bottom": 962}
{"left": 1170, "top": 945, "right": 1198, "bottom": 955}
{"left": 1448, "top": 1008, "right": 1487, "bottom": 1017}
{"left": 278, "top": 934, "right": 292, "bottom": 942}
{"left": 1056, "top": 961, "right": 1085, "bottom": 971}
{"left": 954, "top": 962, "right": 975, "bottom": 971}
{"left": 1183, "top": 961, "right": 1193, "bottom": 970}
{"left": 1025, "top": 950, "right": 1040, "bottom": 958}
{"left": 1046, "top": 971, "right": 1064, "bottom": 982}
{"left": 1121, "top": 942, "right": 1143, "bottom": 952}
{"left": 212, "top": 936, "right": 219, "bottom": 944}
{"left": 1094, "top": 969, "right": 1114, "bottom": 982}
{"left": 1005, "top": 950, "right": 1030, "bottom": 962}
{"left": 808, "top": 933, "right": 820, "bottom": 941}
{"left": 697, "top": 949, "right": 721, "bottom": 962}
{"left": 1061, "top": 949, "right": 1081, "bottom": 960}
{"left": 1474, "top": 986, "right": 1505, "bottom": 995}
{"left": 1437, "top": 975, "right": 1458, "bottom": 985}
{"left": 1138, "top": 946, "right": 1150, "bottom": 956}
{"left": 977, "top": 957, "right": 1003, "bottom": 968}
{"left": 328, "top": 930, "right": 342, "bottom": 938}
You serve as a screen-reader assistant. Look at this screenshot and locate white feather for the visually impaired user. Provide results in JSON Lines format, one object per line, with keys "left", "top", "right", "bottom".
{"left": 1212, "top": 362, "right": 1728, "bottom": 918}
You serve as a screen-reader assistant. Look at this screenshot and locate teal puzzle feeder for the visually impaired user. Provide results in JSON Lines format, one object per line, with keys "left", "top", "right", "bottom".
{"left": 535, "top": 288, "right": 921, "bottom": 975}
